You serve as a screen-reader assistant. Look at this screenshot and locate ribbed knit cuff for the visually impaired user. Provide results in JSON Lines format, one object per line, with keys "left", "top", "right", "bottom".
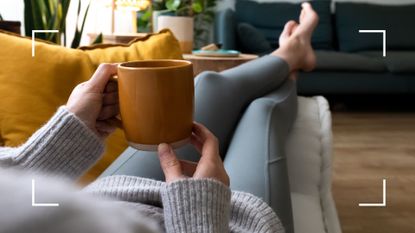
{"left": 84, "top": 175, "right": 164, "bottom": 205}
{"left": 161, "top": 178, "right": 231, "bottom": 233}
{"left": 13, "top": 107, "right": 104, "bottom": 179}
{"left": 230, "top": 192, "right": 285, "bottom": 233}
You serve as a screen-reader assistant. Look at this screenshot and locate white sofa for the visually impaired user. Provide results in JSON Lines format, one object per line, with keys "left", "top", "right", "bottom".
{"left": 286, "top": 96, "right": 342, "bottom": 233}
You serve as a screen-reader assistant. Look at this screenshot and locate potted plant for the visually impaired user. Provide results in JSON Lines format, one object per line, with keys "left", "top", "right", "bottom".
{"left": 153, "top": 0, "right": 218, "bottom": 53}
{"left": 0, "top": 13, "right": 22, "bottom": 35}
{"left": 151, "top": 0, "right": 173, "bottom": 33}
{"left": 193, "top": 0, "right": 218, "bottom": 48}
{"left": 23, "top": 0, "right": 102, "bottom": 48}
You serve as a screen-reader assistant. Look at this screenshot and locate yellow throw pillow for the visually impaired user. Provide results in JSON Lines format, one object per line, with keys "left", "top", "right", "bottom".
{"left": 0, "top": 29, "right": 183, "bottom": 183}
{"left": 80, "top": 30, "right": 183, "bottom": 64}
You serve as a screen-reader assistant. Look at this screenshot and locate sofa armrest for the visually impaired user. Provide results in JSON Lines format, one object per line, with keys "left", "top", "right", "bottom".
{"left": 214, "top": 9, "right": 237, "bottom": 50}
{"left": 285, "top": 96, "right": 342, "bottom": 233}
{"left": 224, "top": 79, "right": 297, "bottom": 233}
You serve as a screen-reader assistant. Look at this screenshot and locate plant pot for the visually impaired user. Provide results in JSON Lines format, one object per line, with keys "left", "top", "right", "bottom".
{"left": 157, "top": 16, "right": 193, "bottom": 54}
{"left": 152, "top": 10, "right": 174, "bottom": 33}
{"left": 0, "top": 21, "right": 21, "bottom": 35}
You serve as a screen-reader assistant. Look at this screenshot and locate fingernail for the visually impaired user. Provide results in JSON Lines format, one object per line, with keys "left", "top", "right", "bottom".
{"left": 158, "top": 143, "right": 170, "bottom": 156}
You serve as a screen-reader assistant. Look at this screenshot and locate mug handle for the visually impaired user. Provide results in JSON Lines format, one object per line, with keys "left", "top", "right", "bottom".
{"left": 108, "top": 75, "right": 123, "bottom": 129}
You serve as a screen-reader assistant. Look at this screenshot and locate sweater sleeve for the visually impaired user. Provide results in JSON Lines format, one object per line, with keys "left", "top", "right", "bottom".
{"left": 0, "top": 107, "right": 104, "bottom": 179}
{"left": 161, "top": 178, "right": 231, "bottom": 233}
{"left": 0, "top": 168, "right": 161, "bottom": 233}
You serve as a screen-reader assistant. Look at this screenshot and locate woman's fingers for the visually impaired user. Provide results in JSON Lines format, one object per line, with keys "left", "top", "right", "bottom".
{"left": 180, "top": 160, "right": 198, "bottom": 177}
{"left": 156, "top": 123, "right": 229, "bottom": 186}
{"left": 193, "top": 122, "right": 218, "bottom": 146}
{"left": 104, "top": 80, "right": 118, "bottom": 93}
{"left": 192, "top": 122, "right": 211, "bottom": 142}
{"left": 88, "top": 64, "right": 118, "bottom": 93}
{"left": 98, "top": 104, "right": 119, "bottom": 120}
{"left": 190, "top": 133, "right": 203, "bottom": 154}
{"left": 158, "top": 143, "right": 183, "bottom": 183}
{"left": 192, "top": 122, "right": 220, "bottom": 161}
{"left": 103, "top": 92, "right": 119, "bottom": 106}
{"left": 191, "top": 122, "right": 230, "bottom": 186}
{"left": 96, "top": 120, "right": 116, "bottom": 138}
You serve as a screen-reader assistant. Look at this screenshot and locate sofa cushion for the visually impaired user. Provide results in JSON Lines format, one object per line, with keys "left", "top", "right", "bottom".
{"left": 315, "top": 51, "right": 386, "bottom": 72}
{"left": 236, "top": 23, "right": 273, "bottom": 54}
{"left": 0, "top": 29, "right": 182, "bottom": 183}
{"left": 235, "top": 0, "right": 333, "bottom": 49}
{"left": 359, "top": 51, "right": 415, "bottom": 73}
{"left": 336, "top": 2, "right": 415, "bottom": 52}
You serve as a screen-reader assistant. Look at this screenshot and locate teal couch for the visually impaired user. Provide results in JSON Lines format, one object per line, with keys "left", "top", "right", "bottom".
{"left": 215, "top": 0, "right": 415, "bottom": 94}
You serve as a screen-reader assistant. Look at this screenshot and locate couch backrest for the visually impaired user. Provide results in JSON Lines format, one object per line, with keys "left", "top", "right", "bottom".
{"left": 235, "top": 0, "right": 334, "bottom": 50}
{"left": 335, "top": 2, "right": 415, "bottom": 52}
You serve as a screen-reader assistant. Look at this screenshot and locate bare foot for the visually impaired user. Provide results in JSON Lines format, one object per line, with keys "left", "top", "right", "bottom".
{"left": 272, "top": 2, "right": 318, "bottom": 72}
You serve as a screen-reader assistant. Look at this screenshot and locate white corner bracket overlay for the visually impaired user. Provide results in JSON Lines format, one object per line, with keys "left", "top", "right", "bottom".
{"left": 358, "top": 178, "right": 387, "bottom": 207}
{"left": 32, "top": 179, "right": 59, "bottom": 207}
{"left": 32, "top": 30, "right": 59, "bottom": 57}
{"left": 358, "top": 30, "right": 386, "bottom": 57}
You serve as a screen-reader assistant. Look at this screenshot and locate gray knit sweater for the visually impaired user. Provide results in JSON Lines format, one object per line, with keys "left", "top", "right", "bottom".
{"left": 0, "top": 107, "right": 284, "bottom": 233}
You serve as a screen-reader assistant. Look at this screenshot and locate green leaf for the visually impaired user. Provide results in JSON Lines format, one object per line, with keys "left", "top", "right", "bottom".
{"left": 0, "top": 13, "right": 3, "bottom": 21}
{"left": 192, "top": 2, "right": 203, "bottom": 13}
{"left": 166, "top": 0, "right": 181, "bottom": 11}
{"left": 45, "top": 0, "right": 54, "bottom": 21}
{"left": 37, "top": 0, "right": 49, "bottom": 29}
{"left": 176, "top": 5, "right": 191, "bottom": 16}
{"left": 31, "top": 0, "right": 48, "bottom": 39}
{"left": 152, "top": 0, "right": 167, "bottom": 11}
{"left": 71, "top": 0, "right": 90, "bottom": 48}
{"left": 78, "top": 2, "right": 90, "bottom": 36}
{"left": 141, "top": 8, "right": 152, "bottom": 21}
{"left": 23, "top": 0, "right": 34, "bottom": 36}
{"left": 91, "top": 33, "right": 103, "bottom": 45}
{"left": 46, "top": 1, "right": 60, "bottom": 42}
{"left": 60, "top": 0, "right": 71, "bottom": 45}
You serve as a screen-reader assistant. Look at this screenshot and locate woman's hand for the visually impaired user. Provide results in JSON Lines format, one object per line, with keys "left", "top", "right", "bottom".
{"left": 157, "top": 122, "right": 230, "bottom": 186}
{"left": 66, "top": 64, "right": 119, "bottom": 139}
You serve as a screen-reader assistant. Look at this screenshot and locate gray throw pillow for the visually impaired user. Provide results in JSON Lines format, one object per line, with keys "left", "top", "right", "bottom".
{"left": 237, "top": 23, "right": 272, "bottom": 54}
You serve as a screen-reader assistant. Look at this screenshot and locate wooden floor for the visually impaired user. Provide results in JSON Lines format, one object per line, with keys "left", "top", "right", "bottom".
{"left": 332, "top": 112, "right": 415, "bottom": 233}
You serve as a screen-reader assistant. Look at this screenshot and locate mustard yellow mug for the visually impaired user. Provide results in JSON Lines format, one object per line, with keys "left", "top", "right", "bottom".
{"left": 117, "top": 60, "right": 194, "bottom": 151}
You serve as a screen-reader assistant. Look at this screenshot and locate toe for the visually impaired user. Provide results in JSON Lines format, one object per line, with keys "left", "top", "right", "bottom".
{"left": 296, "top": 3, "right": 319, "bottom": 36}
{"left": 302, "top": 2, "right": 312, "bottom": 9}
{"left": 279, "top": 21, "right": 298, "bottom": 45}
{"left": 300, "top": 2, "right": 318, "bottom": 22}
{"left": 285, "top": 20, "right": 298, "bottom": 35}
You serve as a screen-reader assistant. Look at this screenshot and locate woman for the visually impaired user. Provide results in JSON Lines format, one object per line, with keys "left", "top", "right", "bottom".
{"left": 0, "top": 3, "right": 318, "bottom": 233}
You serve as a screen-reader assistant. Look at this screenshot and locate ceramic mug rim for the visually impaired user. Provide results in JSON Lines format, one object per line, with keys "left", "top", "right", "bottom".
{"left": 118, "top": 59, "right": 192, "bottom": 71}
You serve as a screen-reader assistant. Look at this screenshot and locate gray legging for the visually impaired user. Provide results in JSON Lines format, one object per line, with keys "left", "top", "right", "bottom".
{"left": 101, "top": 55, "right": 296, "bottom": 233}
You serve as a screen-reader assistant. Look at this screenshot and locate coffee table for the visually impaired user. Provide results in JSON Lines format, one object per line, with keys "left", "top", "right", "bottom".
{"left": 183, "top": 53, "right": 259, "bottom": 76}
